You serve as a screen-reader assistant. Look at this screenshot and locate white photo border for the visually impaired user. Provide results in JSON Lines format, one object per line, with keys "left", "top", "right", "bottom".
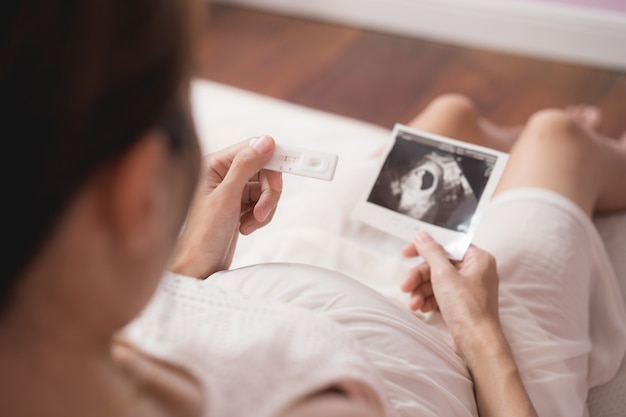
{"left": 352, "top": 123, "right": 509, "bottom": 260}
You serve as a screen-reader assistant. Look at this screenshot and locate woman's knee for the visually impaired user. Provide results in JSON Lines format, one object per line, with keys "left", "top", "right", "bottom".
{"left": 513, "top": 108, "right": 598, "bottom": 162}
{"left": 500, "top": 108, "right": 602, "bottom": 213}
{"left": 522, "top": 108, "right": 587, "bottom": 147}
{"left": 424, "top": 93, "right": 478, "bottom": 122}
{"left": 409, "top": 93, "right": 481, "bottom": 140}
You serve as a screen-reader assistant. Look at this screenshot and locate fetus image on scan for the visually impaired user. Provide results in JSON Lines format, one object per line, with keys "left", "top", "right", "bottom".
{"left": 367, "top": 132, "right": 496, "bottom": 232}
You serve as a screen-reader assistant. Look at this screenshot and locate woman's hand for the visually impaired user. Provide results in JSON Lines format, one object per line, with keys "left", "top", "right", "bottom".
{"left": 400, "top": 231, "right": 500, "bottom": 357}
{"left": 169, "top": 135, "right": 282, "bottom": 279}
{"left": 401, "top": 232, "right": 538, "bottom": 417}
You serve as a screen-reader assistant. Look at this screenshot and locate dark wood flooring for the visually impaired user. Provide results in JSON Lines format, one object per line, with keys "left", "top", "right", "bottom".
{"left": 197, "top": 4, "right": 626, "bottom": 138}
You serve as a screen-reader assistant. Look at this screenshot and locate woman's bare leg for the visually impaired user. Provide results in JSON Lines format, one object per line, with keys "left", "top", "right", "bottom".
{"left": 408, "top": 94, "right": 605, "bottom": 153}
{"left": 407, "top": 94, "right": 518, "bottom": 152}
{"left": 408, "top": 94, "right": 626, "bottom": 215}
{"left": 495, "top": 109, "right": 626, "bottom": 215}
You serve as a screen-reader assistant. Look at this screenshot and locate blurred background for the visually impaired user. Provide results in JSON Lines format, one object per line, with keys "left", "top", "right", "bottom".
{"left": 196, "top": 0, "right": 626, "bottom": 138}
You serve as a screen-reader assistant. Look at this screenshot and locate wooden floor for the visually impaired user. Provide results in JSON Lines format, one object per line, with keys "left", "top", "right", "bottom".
{"left": 197, "top": 4, "right": 626, "bottom": 138}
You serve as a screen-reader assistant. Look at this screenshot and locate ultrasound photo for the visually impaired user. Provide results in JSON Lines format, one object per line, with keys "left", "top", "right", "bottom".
{"left": 367, "top": 131, "right": 497, "bottom": 232}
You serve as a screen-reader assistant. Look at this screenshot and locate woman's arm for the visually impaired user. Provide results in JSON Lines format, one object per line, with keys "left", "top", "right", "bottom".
{"left": 169, "top": 135, "right": 283, "bottom": 279}
{"left": 401, "top": 231, "right": 537, "bottom": 417}
{"left": 462, "top": 320, "right": 537, "bottom": 417}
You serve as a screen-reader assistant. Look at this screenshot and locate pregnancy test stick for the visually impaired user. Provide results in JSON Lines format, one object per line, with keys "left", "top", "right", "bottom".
{"left": 264, "top": 144, "right": 338, "bottom": 181}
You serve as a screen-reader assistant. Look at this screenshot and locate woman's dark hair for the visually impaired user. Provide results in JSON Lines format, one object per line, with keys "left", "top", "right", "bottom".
{"left": 0, "top": 0, "right": 200, "bottom": 308}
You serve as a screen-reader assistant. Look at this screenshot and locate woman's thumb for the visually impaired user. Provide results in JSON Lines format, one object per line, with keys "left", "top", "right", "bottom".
{"left": 223, "top": 135, "right": 275, "bottom": 189}
{"left": 414, "top": 231, "right": 452, "bottom": 272}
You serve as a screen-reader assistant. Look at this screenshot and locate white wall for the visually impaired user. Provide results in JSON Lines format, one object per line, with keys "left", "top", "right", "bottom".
{"left": 524, "top": 0, "right": 626, "bottom": 14}
{"left": 215, "top": 0, "right": 626, "bottom": 70}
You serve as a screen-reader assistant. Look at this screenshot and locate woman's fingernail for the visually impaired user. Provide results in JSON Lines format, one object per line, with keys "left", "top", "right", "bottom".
{"left": 261, "top": 204, "right": 274, "bottom": 222}
{"left": 415, "top": 231, "right": 432, "bottom": 244}
{"left": 273, "top": 174, "right": 283, "bottom": 192}
{"left": 242, "top": 222, "right": 259, "bottom": 235}
{"left": 250, "top": 135, "right": 272, "bottom": 154}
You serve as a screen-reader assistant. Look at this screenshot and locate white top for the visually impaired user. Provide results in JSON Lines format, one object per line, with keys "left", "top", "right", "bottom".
{"left": 121, "top": 273, "right": 396, "bottom": 417}
{"left": 121, "top": 188, "right": 626, "bottom": 417}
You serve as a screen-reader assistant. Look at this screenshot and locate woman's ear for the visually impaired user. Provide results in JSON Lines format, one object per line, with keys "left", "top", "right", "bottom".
{"left": 105, "top": 129, "right": 172, "bottom": 255}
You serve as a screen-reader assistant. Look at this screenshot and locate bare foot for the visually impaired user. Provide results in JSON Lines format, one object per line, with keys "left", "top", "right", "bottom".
{"left": 565, "top": 105, "right": 602, "bottom": 129}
